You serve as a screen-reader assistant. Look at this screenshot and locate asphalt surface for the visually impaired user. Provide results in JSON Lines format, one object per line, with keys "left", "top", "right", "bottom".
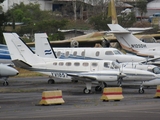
{"left": 0, "top": 76, "right": 160, "bottom": 120}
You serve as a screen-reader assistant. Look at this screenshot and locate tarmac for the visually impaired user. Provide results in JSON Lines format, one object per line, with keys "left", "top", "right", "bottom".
{"left": 0, "top": 76, "right": 160, "bottom": 120}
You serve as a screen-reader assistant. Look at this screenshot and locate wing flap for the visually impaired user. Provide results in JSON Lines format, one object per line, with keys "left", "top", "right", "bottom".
{"left": 12, "top": 59, "right": 32, "bottom": 68}
{"left": 67, "top": 73, "right": 97, "bottom": 81}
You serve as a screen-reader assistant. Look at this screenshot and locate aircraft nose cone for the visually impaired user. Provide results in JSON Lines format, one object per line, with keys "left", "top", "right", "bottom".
{"left": 0, "top": 64, "right": 19, "bottom": 77}
{"left": 13, "top": 69, "right": 19, "bottom": 76}
{"left": 131, "top": 56, "right": 146, "bottom": 62}
{"left": 16, "top": 71, "right": 19, "bottom": 75}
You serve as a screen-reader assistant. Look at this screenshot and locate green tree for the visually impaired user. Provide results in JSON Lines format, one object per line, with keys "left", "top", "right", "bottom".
{"left": 5, "top": 2, "right": 68, "bottom": 41}
{"left": 89, "top": 14, "right": 111, "bottom": 31}
{"left": 136, "top": 0, "right": 147, "bottom": 21}
{"left": 118, "top": 12, "right": 136, "bottom": 27}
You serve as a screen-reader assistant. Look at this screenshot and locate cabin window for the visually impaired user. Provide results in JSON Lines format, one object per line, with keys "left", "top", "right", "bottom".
{"left": 113, "top": 50, "right": 122, "bottom": 55}
{"left": 57, "top": 51, "right": 61, "bottom": 57}
{"left": 59, "top": 62, "right": 64, "bottom": 66}
{"left": 74, "top": 62, "right": 80, "bottom": 66}
{"left": 53, "top": 62, "right": 57, "bottom": 66}
{"left": 104, "top": 62, "right": 109, "bottom": 68}
{"left": 65, "top": 51, "right": 70, "bottom": 57}
{"left": 73, "top": 51, "right": 77, "bottom": 56}
{"left": 105, "top": 51, "right": 114, "bottom": 55}
{"left": 95, "top": 51, "right": 100, "bottom": 56}
{"left": 66, "top": 62, "right": 71, "bottom": 66}
{"left": 83, "top": 62, "right": 89, "bottom": 66}
{"left": 81, "top": 51, "right": 85, "bottom": 57}
{"left": 92, "top": 62, "right": 97, "bottom": 67}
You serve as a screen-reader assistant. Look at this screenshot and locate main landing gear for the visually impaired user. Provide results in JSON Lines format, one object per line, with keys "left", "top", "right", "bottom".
{"left": 83, "top": 82, "right": 107, "bottom": 94}
{"left": 83, "top": 88, "right": 91, "bottom": 94}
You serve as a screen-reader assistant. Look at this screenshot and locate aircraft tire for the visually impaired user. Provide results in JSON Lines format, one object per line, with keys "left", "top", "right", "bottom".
{"left": 83, "top": 88, "right": 91, "bottom": 94}
{"left": 3, "top": 81, "right": 9, "bottom": 86}
{"left": 48, "top": 79, "right": 55, "bottom": 84}
{"left": 138, "top": 88, "right": 144, "bottom": 94}
{"left": 95, "top": 86, "right": 102, "bottom": 92}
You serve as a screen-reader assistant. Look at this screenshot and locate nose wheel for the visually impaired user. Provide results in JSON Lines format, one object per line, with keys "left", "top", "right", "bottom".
{"left": 138, "top": 87, "right": 144, "bottom": 94}
{"left": 139, "top": 82, "right": 145, "bottom": 94}
{"left": 3, "top": 81, "right": 9, "bottom": 86}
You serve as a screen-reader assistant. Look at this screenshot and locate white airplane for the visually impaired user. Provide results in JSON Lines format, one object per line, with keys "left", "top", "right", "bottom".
{"left": 108, "top": 24, "right": 160, "bottom": 65}
{"left": 0, "top": 64, "right": 19, "bottom": 86}
{"left": 33, "top": 33, "right": 160, "bottom": 93}
{"left": 34, "top": 33, "right": 146, "bottom": 63}
{"left": 3, "top": 33, "right": 129, "bottom": 94}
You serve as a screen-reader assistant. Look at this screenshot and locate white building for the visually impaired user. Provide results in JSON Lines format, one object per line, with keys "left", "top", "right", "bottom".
{"left": 147, "top": 0, "right": 160, "bottom": 16}
{"left": 0, "top": 0, "right": 53, "bottom": 12}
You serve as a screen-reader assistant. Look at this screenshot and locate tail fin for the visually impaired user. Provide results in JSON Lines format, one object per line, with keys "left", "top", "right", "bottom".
{"left": 3, "top": 33, "right": 45, "bottom": 65}
{"left": 35, "top": 33, "right": 57, "bottom": 58}
{"left": 107, "top": 24, "right": 147, "bottom": 51}
{"left": 108, "top": 0, "right": 118, "bottom": 24}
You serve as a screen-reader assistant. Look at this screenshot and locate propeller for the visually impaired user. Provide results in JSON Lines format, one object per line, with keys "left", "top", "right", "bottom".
{"left": 117, "top": 65, "right": 126, "bottom": 86}
{"left": 101, "top": 37, "right": 110, "bottom": 47}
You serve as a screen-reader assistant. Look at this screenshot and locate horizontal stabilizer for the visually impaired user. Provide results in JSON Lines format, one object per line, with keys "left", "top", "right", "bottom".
{"left": 108, "top": 24, "right": 130, "bottom": 33}
{"left": 109, "top": 31, "right": 130, "bottom": 34}
{"left": 12, "top": 59, "right": 32, "bottom": 68}
{"left": 141, "top": 56, "right": 160, "bottom": 63}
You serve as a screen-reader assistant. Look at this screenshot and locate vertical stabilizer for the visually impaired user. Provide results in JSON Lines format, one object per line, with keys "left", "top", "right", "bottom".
{"left": 35, "top": 33, "right": 57, "bottom": 58}
{"left": 3, "top": 33, "right": 45, "bottom": 65}
{"left": 107, "top": 24, "right": 147, "bottom": 51}
{"left": 108, "top": 0, "right": 118, "bottom": 24}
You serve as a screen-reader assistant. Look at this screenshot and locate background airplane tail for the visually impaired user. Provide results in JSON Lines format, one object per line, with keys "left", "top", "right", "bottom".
{"left": 35, "top": 33, "right": 57, "bottom": 58}
{"left": 3, "top": 33, "right": 45, "bottom": 65}
{"left": 108, "top": 0, "right": 118, "bottom": 24}
{"left": 107, "top": 24, "right": 146, "bottom": 50}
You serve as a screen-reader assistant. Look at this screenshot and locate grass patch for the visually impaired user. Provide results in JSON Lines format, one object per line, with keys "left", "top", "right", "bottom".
{"left": 14, "top": 67, "right": 47, "bottom": 78}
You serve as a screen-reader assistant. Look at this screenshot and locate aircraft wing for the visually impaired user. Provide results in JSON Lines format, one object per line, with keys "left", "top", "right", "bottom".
{"left": 12, "top": 59, "right": 32, "bottom": 68}
{"left": 141, "top": 56, "right": 160, "bottom": 64}
{"left": 67, "top": 73, "right": 97, "bottom": 82}
{"left": 67, "top": 71, "right": 119, "bottom": 82}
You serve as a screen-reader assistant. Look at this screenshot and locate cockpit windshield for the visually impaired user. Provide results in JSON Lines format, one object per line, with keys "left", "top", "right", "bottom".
{"left": 152, "top": 67, "right": 160, "bottom": 74}
{"left": 113, "top": 50, "right": 123, "bottom": 55}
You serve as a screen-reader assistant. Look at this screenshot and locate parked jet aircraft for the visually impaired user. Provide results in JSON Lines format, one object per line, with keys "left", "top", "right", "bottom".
{"left": 34, "top": 33, "right": 160, "bottom": 93}
{"left": 0, "top": 45, "right": 19, "bottom": 85}
{"left": 3, "top": 33, "right": 158, "bottom": 94}
{"left": 0, "top": 64, "right": 19, "bottom": 86}
{"left": 34, "top": 33, "right": 146, "bottom": 63}
{"left": 108, "top": 24, "right": 160, "bottom": 65}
